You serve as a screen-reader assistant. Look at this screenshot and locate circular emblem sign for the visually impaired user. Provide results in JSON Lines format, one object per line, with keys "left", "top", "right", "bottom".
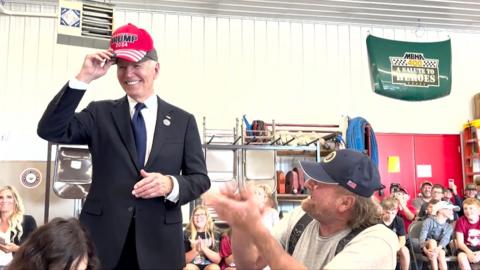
{"left": 20, "top": 168, "right": 42, "bottom": 189}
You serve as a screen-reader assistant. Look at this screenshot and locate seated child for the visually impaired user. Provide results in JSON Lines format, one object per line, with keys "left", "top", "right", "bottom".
{"left": 254, "top": 184, "right": 279, "bottom": 231}
{"left": 455, "top": 198, "right": 480, "bottom": 270}
{"left": 219, "top": 229, "right": 235, "bottom": 270}
{"left": 418, "top": 199, "right": 440, "bottom": 221}
{"left": 419, "top": 200, "right": 459, "bottom": 270}
{"left": 184, "top": 205, "right": 222, "bottom": 270}
{"left": 392, "top": 186, "right": 415, "bottom": 232}
{"left": 381, "top": 197, "right": 410, "bottom": 270}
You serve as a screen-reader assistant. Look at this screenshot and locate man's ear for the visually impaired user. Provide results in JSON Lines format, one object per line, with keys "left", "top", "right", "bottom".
{"left": 337, "top": 195, "right": 355, "bottom": 213}
{"left": 154, "top": 62, "right": 160, "bottom": 79}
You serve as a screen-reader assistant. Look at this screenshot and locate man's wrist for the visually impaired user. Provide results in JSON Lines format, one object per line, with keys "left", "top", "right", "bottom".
{"left": 69, "top": 77, "right": 89, "bottom": 90}
{"left": 75, "top": 73, "right": 93, "bottom": 84}
{"left": 165, "top": 175, "right": 179, "bottom": 202}
{"left": 167, "top": 176, "right": 174, "bottom": 195}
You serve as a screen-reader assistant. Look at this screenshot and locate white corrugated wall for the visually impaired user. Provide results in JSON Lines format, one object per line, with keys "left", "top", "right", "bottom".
{"left": 0, "top": 2, "right": 479, "bottom": 161}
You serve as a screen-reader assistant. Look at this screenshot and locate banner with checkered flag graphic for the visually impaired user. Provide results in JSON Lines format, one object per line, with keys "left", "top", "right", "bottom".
{"left": 367, "top": 35, "right": 451, "bottom": 101}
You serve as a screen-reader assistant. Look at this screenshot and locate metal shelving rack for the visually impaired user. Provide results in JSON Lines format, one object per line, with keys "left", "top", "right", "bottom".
{"left": 461, "top": 120, "right": 480, "bottom": 186}
{"left": 201, "top": 117, "right": 346, "bottom": 218}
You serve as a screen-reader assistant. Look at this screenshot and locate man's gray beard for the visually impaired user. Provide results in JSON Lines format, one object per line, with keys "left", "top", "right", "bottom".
{"left": 301, "top": 197, "right": 315, "bottom": 216}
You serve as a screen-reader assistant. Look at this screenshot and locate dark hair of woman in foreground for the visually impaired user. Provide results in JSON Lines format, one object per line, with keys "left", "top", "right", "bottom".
{"left": 8, "top": 217, "right": 99, "bottom": 270}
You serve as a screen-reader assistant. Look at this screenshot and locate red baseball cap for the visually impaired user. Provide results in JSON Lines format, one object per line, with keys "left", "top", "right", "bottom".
{"left": 109, "top": 23, "right": 158, "bottom": 63}
{"left": 420, "top": 181, "right": 433, "bottom": 189}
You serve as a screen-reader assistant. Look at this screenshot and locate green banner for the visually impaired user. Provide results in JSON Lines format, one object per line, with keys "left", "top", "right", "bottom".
{"left": 366, "top": 35, "right": 451, "bottom": 101}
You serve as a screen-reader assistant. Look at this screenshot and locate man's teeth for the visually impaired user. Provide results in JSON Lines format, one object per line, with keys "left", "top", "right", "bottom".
{"left": 126, "top": 80, "right": 140, "bottom": 85}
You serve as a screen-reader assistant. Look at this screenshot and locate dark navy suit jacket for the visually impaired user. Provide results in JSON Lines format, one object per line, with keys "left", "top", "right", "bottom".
{"left": 37, "top": 83, "right": 210, "bottom": 269}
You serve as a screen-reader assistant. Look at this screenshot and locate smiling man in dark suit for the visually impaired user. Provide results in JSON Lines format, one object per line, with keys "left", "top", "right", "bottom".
{"left": 37, "top": 23, "right": 210, "bottom": 270}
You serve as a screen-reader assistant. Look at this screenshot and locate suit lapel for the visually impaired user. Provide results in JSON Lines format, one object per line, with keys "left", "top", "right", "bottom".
{"left": 111, "top": 97, "right": 140, "bottom": 169}
{"left": 145, "top": 97, "right": 171, "bottom": 168}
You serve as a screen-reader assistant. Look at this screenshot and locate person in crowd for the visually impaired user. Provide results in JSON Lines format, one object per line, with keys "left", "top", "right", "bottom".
{"left": 417, "top": 199, "right": 440, "bottom": 222}
{"left": 428, "top": 199, "right": 440, "bottom": 217}
{"left": 443, "top": 188, "right": 453, "bottom": 200}
{"left": 219, "top": 229, "right": 235, "bottom": 270}
{"left": 184, "top": 205, "right": 221, "bottom": 270}
{"left": 475, "top": 179, "right": 480, "bottom": 200}
{"left": 419, "top": 200, "right": 459, "bottom": 270}
{"left": 204, "top": 149, "right": 399, "bottom": 269}
{"left": 444, "top": 184, "right": 463, "bottom": 207}
{"left": 392, "top": 185, "right": 416, "bottom": 231}
{"left": 418, "top": 184, "right": 445, "bottom": 220}
{"left": 36, "top": 23, "right": 210, "bottom": 269}
{"left": 443, "top": 183, "right": 463, "bottom": 219}
{"left": 0, "top": 185, "right": 37, "bottom": 268}
{"left": 380, "top": 197, "right": 410, "bottom": 270}
{"left": 7, "top": 217, "right": 99, "bottom": 270}
{"left": 455, "top": 198, "right": 480, "bottom": 270}
{"left": 452, "top": 183, "right": 477, "bottom": 218}
{"left": 432, "top": 184, "right": 446, "bottom": 201}
{"left": 464, "top": 184, "right": 479, "bottom": 200}
{"left": 412, "top": 181, "right": 433, "bottom": 215}
{"left": 254, "top": 184, "right": 280, "bottom": 231}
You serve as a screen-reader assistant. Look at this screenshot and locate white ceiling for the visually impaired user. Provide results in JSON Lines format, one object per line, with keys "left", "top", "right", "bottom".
{"left": 7, "top": 0, "right": 480, "bottom": 31}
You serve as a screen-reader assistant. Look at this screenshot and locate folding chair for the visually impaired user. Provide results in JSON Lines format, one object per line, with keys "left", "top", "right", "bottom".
{"left": 409, "top": 220, "right": 428, "bottom": 270}
{"left": 53, "top": 145, "right": 92, "bottom": 199}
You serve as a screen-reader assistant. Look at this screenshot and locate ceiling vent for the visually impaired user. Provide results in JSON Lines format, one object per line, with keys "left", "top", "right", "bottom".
{"left": 57, "top": 0, "right": 114, "bottom": 49}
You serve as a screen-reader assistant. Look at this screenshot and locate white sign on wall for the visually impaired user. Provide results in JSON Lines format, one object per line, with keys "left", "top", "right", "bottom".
{"left": 416, "top": 164, "right": 432, "bottom": 178}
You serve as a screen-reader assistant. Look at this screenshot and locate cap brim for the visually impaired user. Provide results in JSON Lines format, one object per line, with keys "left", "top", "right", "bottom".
{"left": 114, "top": 49, "right": 147, "bottom": 62}
{"left": 113, "top": 49, "right": 158, "bottom": 63}
{"left": 421, "top": 181, "right": 433, "bottom": 187}
{"left": 299, "top": 161, "right": 338, "bottom": 185}
{"left": 436, "top": 205, "right": 461, "bottom": 214}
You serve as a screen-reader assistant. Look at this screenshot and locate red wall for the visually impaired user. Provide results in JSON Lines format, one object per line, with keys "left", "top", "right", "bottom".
{"left": 376, "top": 133, "right": 463, "bottom": 199}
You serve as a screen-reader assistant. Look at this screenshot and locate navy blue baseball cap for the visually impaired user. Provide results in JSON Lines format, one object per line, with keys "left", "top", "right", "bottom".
{"left": 299, "top": 149, "right": 383, "bottom": 197}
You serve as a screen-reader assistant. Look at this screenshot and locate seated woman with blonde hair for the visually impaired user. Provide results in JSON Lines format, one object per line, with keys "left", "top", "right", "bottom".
{"left": 254, "top": 184, "right": 279, "bottom": 231}
{"left": 0, "top": 185, "right": 37, "bottom": 268}
{"left": 7, "top": 217, "right": 99, "bottom": 270}
{"left": 183, "top": 205, "right": 221, "bottom": 270}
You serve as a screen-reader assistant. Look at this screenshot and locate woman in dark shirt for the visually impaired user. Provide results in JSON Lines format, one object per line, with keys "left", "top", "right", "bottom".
{"left": 0, "top": 185, "right": 37, "bottom": 267}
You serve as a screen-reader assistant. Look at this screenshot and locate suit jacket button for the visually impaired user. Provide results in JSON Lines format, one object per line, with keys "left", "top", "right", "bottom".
{"left": 128, "top": 206, "right": 134, "bottom": 212}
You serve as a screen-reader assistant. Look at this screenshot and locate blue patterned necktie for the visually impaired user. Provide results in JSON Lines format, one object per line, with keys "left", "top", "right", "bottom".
{"left": 132, "top": 103, "right": 147, "bottom": 167}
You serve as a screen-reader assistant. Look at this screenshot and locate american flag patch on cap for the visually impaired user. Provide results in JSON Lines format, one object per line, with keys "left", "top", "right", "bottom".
{"left": 347, "top": 180, "right": 357, "bottom": 189}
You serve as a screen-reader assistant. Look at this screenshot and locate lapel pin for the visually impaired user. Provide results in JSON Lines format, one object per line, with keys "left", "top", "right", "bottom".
{"left": 163, "top": 119, "right": 171, "bottom": 126}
